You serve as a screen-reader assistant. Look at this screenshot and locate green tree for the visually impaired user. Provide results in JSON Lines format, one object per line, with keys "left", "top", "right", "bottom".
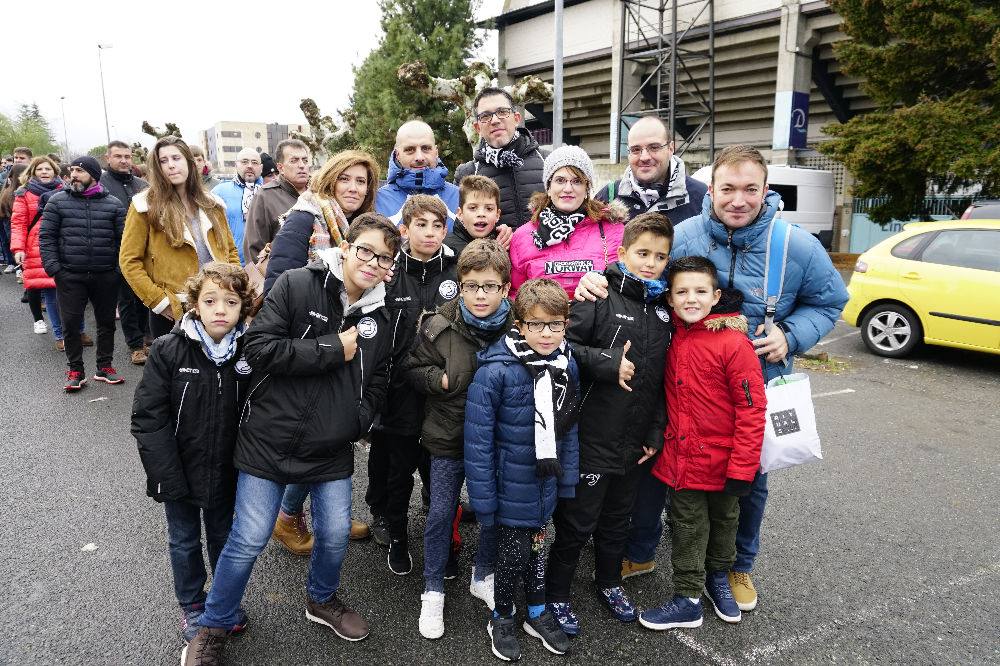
{"left": 88, "top": 145, "right": 108, "bottom": 159}
{"left": 336, "top": 0, "right": 483, "bottom": 171}
{"left": 0, "top": 104, "right": 61, "bottom": 157}
{"left": 820, "top": 0, "right": 999, "bottom": 224}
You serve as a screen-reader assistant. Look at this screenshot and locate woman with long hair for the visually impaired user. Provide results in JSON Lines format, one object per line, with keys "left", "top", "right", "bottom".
{"left": 120, "top": 136, "right": 240, "bottom": 338}
{"left": 0, "top": 163, "right": 28, "bottom": 271}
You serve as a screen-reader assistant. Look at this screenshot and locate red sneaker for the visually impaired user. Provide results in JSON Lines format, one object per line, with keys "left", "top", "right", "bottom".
{"left": 93, "top": 367, "right": 125, "bottom": 384}
{"left": 65, "top": 370, "right": 87, "bottom": 392}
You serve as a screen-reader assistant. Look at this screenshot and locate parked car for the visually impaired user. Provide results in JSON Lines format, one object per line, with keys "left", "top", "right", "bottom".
{"left": 842, "top": 219, "right": 1000, "bottom": 357}
{"left": 961, "top": 199, "right": 1000, "bottom": 220}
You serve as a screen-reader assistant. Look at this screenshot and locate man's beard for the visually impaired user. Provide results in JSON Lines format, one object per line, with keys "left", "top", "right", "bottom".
{"left": 71, "top": 181, "right": 88, "bottom": 193}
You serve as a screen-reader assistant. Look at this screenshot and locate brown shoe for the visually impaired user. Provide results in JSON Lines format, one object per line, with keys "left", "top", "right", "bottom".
{"left": 130, "top": 347, "right": 148, "bottom": 365}
{"left": 306, "top": 594, "right": 369, "bottom": 641}
{"left": 80, "top": 332, "right": 94, "bottom": 347}
{"left": 180, "top": 626, "right": 227, "bottom": 665}
{"left": 350, "top": 519, "right": 370, "bottom": 541}
{"left": 272, "top": 510, "right": 313, "bottom": 555}
{"left": 55, "top": 340, "right": 65, "bottom": 352}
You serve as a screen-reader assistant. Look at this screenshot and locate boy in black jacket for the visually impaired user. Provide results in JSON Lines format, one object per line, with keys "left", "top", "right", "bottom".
{"left": 367, "top": 195, "right": 460, "bottom": 576}
{"left": 545, "top": 212, "right": 674, "bottom": 635}
{"left": 132, "top": 262, "right": 254, "bottom": 643}
{"left": 182, "top": 214, "right": 401, "bottom": 665}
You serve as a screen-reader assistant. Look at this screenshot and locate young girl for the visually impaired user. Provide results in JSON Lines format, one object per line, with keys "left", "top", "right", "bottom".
{"left": 131, "top": 261, "right": 254, "bottom": 642}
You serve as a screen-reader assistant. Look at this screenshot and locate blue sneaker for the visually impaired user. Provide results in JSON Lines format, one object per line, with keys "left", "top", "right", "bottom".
{"left": 639, "top": 595, "right": 703, "bottom": 630}
{"left": 546, "top": 602, "right": 580, "bottom": 636}
{"left": 598, "top": 586, "right": 638, "bottom": 623}
{"left": 704, "top": 570, "right": 742, "bottom": 623}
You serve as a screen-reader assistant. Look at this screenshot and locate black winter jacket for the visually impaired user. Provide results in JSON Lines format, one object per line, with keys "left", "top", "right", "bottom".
{"left": 567, "top": 263, "right": 671, "bottom": 475}
{"left": 38, "top": 188, "right": 125, "bottom": 276}
{"left": 595, "top": 175, "right": 708, "bottom": 225}
{"left": 378, "top": 246, "right": 459, "bottom": 435}
{"left": 99, "top": 170, "right": 148, "bottom": 209}
{"left": 131, "top": 323, "right": 250, "bottom": 507}
{"left": 444, "top": 220, "right": 498, "bottom": 257}
{"left": 402, "top": 297, "right": 513, "bottom": 458}
{"left": 234, "top": 261, "right": 395, "bottom": 484}
{"left": 454, "top": 131, "right": 547, "bottom": 229}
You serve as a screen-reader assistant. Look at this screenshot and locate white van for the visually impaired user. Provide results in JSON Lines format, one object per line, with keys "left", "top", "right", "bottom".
{"left": 692, "top": 164, "right": 836, "bottom": 249}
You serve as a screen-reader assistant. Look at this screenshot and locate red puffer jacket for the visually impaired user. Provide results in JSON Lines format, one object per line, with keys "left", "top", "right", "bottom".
{"left": 652, "top": 311, "right": 766, "bottom": 492}
{"left": 10, "top": 188, "right": 58, "bottom": 290}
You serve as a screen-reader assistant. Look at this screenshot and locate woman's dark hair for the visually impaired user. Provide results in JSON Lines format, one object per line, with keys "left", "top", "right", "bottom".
{"left": 0, "top": 164, "right": 28, "bottom": 217}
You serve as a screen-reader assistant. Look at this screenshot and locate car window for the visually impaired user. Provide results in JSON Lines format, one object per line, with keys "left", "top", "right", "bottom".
{"left": 919, "top": 230, "right": 1000, "bottom": 272}
{"left": 968, "top": 203, "right": 1000, "bottom": 219}
{"left": 890, "top": 234, "right": 926, "bottom": 259}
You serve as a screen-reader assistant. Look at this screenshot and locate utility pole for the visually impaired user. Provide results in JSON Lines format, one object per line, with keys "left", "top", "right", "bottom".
{"left": 60, "top": 96, "right": 70, "bottom": 160}
{"left": 552, "top": 0, "right": 564, "bottom": 148}
{"left": 97, "top": 44, "right": 112, "bottom": 145}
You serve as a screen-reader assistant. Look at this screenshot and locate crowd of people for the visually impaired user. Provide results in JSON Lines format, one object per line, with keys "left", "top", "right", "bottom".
{"left": 0, "top": 86, "right": 849, "bottom": 664}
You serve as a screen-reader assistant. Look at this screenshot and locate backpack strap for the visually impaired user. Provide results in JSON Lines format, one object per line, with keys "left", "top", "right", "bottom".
{"left": 763, "top": 218, "right": 791, "bottom": 334}
{"left": 607, "top": 180, "right": 616, "bottom": 201}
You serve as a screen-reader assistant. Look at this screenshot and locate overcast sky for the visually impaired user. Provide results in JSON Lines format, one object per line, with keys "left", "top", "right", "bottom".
{"left": 3, "top": 0, "right": 504, "bottom": 155}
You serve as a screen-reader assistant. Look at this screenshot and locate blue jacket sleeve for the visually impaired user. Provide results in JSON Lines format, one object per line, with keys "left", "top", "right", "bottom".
{"left": 263, "top": 210, "right": 313, "bottom": 296}
{"left": 781, "top": 235, "right": 850, "bottom": 354}
{"left": 557, "top": 360, "right": 581, "bottom": 497}
{"left": 464, "top": 364, "right": 502, "bottom": 526}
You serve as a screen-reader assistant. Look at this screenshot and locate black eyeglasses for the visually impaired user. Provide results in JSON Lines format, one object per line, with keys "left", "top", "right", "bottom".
{"left": 460, "top": 282, "right": 504, "bottom": 294}
{"left": 521, "top": 320, "right": 566, "bottom": 333}
{"left": 353, "top": 244, "right": 395, "bottom": 270}
{"left": 475, "top": 107, "right": 514, "bottom": 123}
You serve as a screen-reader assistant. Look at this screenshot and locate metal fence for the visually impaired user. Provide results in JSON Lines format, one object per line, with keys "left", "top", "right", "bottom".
{"left": 852, "top": 196, "right": 978, "bottom": 218}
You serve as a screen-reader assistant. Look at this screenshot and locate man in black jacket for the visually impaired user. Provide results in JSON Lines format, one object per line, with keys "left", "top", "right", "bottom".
{"left": 595, "top": 116, "right": 708, "bottom": 224}
{"left": 39, "top": 156, "right": 126, "bottom": 391}
{"left": 454, "top": 87, "right": 547, "bottom": 230}
{"left": 100, "top": 140, "right": 150, "bottom": 365}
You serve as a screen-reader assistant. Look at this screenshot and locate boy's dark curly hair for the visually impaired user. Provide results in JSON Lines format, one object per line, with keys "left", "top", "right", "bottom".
{"left": 184, "top": 262, "right": 255, "bottom": 321}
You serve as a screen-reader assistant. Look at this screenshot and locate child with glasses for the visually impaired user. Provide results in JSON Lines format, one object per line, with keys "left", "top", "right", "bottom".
{"left": 402, "top": 239, "right": 514, "bottom": 639}
{"left": 465, "top": 278, "right": 580, "bottom": 661}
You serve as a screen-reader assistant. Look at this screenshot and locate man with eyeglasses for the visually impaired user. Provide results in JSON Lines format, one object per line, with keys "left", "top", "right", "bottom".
{"left": 596, "top": 116, "right": 707, "bottom": 224}
{"left": 212, "top": 148, "right": 264, "bottom": 263}
{"left": 454, "top": 87, "right": 548, "bottom": 230}
{"left": 243, "top": 139, "right": 312, "bottom": 264}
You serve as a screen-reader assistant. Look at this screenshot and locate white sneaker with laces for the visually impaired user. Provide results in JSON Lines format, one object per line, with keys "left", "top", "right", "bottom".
{"left": 33, "top": 320, "right": 47, "bottom": 334}
{"left": 469, "top": 570, "right": 496, "bottom": 611}
{"left": 418, "top": 591, "right": 445, "bottom": 639}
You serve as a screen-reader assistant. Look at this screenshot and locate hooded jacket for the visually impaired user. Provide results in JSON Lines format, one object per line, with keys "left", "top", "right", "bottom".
{"left": 651, "top": 304, "right": 766, "bottom": 492}
{"left": 131, "top": 314, "right": 250, "bottom": 507}
{"left": 454, "top": 131, "right": 547, "bottom": 229}
{"left": 672, "top": 191, "right": 850, "bottom": 381}
{"left": 508, "top": 200, "right": 628, "bottom": 300}
{"left": 377, "top": 244, "right": 459, "bottom": 435}
{"left": 212, "top": 176, "right": 263, "bottom": 264}
{"left": 464, "top": 337, "right": 580, "bottom": 529}
{"left": 374, "top": 154, "right": 459, "bottom": 230}
{"left": 567, "top": 263, "right": 671, "bottom": 475}
{"left": 243, "top": 176, "right": 301, "bottom": 264}
{"left": 402, "top": 296, "right": 514, "bottom": 458}
{"left": 39, "top": 186, "right": 126, "bottom": 276}
{"left": 444, "top": 219, "right": 498, "bottom": 256}
{"left": 233, "top": 252, "right": 394, "bottom": 484}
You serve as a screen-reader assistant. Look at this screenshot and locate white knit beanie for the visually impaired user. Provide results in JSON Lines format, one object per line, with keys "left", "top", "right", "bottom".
{"left": 542, "top": 145, "right": 595, "bottom": 192}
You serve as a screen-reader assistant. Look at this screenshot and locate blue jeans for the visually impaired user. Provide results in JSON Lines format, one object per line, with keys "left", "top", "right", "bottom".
{"left": 624, "top": 458, "right": 670, "bottom": 564}
{"left": 733, "top": 471, "right": 768, "bottom": 572}
{"left": 163, "top": 499, "right": 234, "bottom": 608}
{"left": 199, "top": 472, "right": 352, "bottom": 629}
{"left": 423, "top": 456, "right": 496, "bottom": 593}
{"left": 281, "top": 483, "right": 309, "bottom": 515}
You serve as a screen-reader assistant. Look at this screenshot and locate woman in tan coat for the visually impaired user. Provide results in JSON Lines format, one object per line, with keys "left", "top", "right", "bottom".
{"left": 120, "top": 136, "right": 239, "bottom": 338}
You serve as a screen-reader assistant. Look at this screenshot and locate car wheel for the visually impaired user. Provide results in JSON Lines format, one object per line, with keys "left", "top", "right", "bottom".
{"left": 860, "top": 304, "right": 922, "bottom": 358}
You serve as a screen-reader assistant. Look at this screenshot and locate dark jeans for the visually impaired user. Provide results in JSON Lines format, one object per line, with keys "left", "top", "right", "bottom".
{"left": 55, "top": 271, "right": 118, "bottom": 372}
{"left": 0, "top": 216, "right": 14, "bottom": 264}
{"left": 118, "top": 277, "right": 149, "bottom": 350}
{"left": 547, "top": 466, "right": 641, "bottom": 601}
{"left": 624, "top": 457, "right": 671, "bottom": 564}
{"left": 495, "top": 525, "right": 547, "bottom": 617}
{"left": 149, "top": 311, "right": 175, "bottom": 339}
{"left": 163, "top": 499, "right": 235, "bottom": 608}
{"left": 382, "top": 432, "right": 423, "bottom": 541}
{"left": 669, "top": 488, "right": 739, "bottom": 598}
{"left": 734, "top": 471, "right": 768, "bottom": 572}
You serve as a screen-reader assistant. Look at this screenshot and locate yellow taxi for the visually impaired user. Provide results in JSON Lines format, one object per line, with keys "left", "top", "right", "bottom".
{"left": 842, "top": 219, "right": 1000, "bottom": 357}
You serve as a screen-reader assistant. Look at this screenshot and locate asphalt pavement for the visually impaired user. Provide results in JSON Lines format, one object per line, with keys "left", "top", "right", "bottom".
{"left": 1, "top": 273, "right": 997, "bottom": 666}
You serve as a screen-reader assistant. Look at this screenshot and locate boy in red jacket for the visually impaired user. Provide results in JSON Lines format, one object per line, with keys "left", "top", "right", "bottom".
{"left": 639, "top": 256, "right": 766, "bottom": 630}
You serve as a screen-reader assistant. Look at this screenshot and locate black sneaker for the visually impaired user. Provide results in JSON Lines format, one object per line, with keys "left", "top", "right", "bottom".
{"left": 93, "top": 367, "right": 125, "bottom": 384}
{"left": 180, "top": 626, "right": 227, "bottom": 665}
{"left": 523, "top": 609, "right": 571, "bottom": 655}
{"left": 388, "top": 538, "right": 412, "bottom": 575}
{"left": 370, "top": 516, "right": 390, "bottom": 547}
{"left": 488, "top": 615, "right": 521, "bottom": 661}
{"left": 444, "top": 547, "right": 460, "bottom": 580}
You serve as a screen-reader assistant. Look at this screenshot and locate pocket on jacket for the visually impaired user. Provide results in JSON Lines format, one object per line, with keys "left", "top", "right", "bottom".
{"left": 695, "top": 439, "right": 733, "bottom": 484}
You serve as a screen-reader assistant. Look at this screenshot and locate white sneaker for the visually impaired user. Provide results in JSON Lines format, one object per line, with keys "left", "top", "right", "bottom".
{"left": 419, "top": 591, "right": 445, "bottom": 639}
{"left": 469, "top": 570, "right": 496, "bottom": 611}
{"left": 33, "top": 320, "right": 47, "bottom": 334}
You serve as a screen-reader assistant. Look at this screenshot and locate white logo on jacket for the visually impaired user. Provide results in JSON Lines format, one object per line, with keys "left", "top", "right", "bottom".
{"left": 655, "top": 306, "right": 670, "bottom": 323}
{"left": 357, "top": 317, "right": 378, "bottom": 339}
{"left": 235, "top": 357, "right": 252, "bottom": 375}
{"left": 438, "top": 280, "right": 458, "bottom": 300}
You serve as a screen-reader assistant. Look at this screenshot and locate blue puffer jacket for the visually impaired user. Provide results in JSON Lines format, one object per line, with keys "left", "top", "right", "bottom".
{"left": 212, "top": 177, "right": 263, "bottom": 263}
{"left": 464, "top": 338, "right": 580, "bottom": 529}
{"left": 375, "top": 153, "right": 459, "bottom": 231}
{"left": 672, "top": 191, "right": 849, "bottom": 381}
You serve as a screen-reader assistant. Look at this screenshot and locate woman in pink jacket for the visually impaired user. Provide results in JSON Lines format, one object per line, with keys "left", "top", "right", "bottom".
{"left": 509, "top": 145, "right": 626, "bottom": 299}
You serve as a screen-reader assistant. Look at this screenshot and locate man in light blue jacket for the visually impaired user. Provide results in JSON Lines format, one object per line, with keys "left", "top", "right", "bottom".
{"left": 212, "top": 148, "right": 263, "bottom": 264}
{"left": 576, "top": 144, "right": 849, "bottom": 613}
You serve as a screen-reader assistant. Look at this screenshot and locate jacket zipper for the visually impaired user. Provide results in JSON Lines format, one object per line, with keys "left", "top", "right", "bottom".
{"left": 727, "top": 229, "right": 737, "bottom": 287}
{"left": 174, "top": 381, "right": 190, "bottom": 436}
{"left": 742, "top": 379, "right": 753, "bottom": 406}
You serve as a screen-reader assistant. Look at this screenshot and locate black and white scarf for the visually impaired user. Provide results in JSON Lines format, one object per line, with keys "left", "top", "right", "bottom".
{"left": 237, "top": 176, "right": 261, "bottom": 219}
{"left": 621, "top": 154, "right": 689, "bottom": 211}
{"left": 504, "top": 329, "right": 577, "bottom": 478}
{"left": 475, "top": 130, "right": 525, "bottom": 170}
{"left": 533, "top": 205, "right": 586, "bottom": 250}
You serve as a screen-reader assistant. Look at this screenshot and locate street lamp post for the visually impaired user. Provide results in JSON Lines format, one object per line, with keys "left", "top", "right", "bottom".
{"left": 60, "top": 96, "right": 70, "bottom": 160}
{"left": 97, "top": 43, "right": 112, "bottom": 145}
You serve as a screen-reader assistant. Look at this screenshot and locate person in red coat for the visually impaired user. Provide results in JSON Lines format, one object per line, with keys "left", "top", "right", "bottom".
{"left": 639, "top": 256, "right": 766, "bottom": 632}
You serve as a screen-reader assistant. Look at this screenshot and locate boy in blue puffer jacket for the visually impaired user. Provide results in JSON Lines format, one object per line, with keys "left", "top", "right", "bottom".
{"left": 465, "top": 278, "right": 580, "bottom": 662}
